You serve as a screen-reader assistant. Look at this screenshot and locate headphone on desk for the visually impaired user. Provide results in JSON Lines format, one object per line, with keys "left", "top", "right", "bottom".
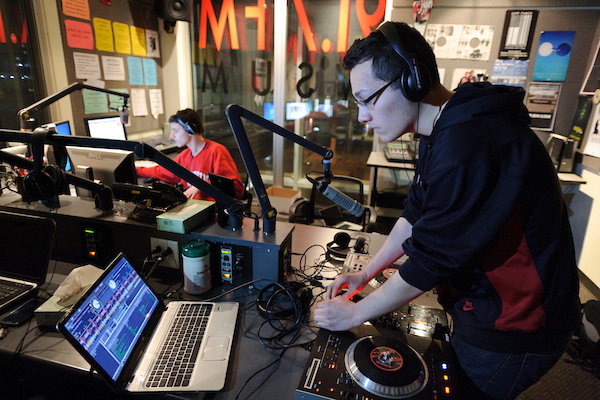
{"left": 377, "top": 21, "right": 431, "bottom": 102}
{"left": 257, "top": 281, "right": 313, "bottom": 320}
{"left": 22, "top": 128, "right": 67, "bottom": 201}
{"left": 326, "top": 232, "right": 367, "bottom": 261}
{"left": 176, "top": 116, "right": 198, "bottom": 135}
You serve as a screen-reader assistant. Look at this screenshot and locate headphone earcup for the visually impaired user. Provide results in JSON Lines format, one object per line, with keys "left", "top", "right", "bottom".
{"left": 44, "top": 165, "right": 68, "bottom": 195}
{"left": 257, "top": 282, "right": 312, "bottom": 319}
{"left": 401, "top": 61, "right": 431, "bottom": 102}
{"left": 327, "top": 232, "right": 352, "bottom": 260}
{"left": 23, "top": 170, "right": 57, "bottom": 200}
{"left": 187, "top": 121, "right": 198, "bottom": 134}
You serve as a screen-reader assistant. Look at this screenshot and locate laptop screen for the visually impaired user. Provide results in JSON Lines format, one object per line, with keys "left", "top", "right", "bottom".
{"left": 61, "top": 255, "right": 160, "bottom": 381}
{"left": 0, "top": 211, "right": 55, "bottom": 284}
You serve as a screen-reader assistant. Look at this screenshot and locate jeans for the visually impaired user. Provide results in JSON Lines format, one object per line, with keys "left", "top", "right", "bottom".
{"left": 451, "top": 336, "right": 568, "bottom": 400}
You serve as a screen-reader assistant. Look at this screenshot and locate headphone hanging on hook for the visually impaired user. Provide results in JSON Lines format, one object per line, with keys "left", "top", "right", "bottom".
{"left": 22, "top": 127, "right": 68, "bottom": 202}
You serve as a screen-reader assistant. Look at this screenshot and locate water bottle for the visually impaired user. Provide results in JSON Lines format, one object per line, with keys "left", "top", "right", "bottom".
{"left": 182, "top": 240, "right": 211, "bottom": 294}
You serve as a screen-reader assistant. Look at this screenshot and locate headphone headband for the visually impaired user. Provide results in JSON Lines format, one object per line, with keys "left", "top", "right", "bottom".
{"left": 176, "top": 116, "right": 195, "bottom": 135}
{"left": 377, "top": 21, "right": 430, "bottom": 102}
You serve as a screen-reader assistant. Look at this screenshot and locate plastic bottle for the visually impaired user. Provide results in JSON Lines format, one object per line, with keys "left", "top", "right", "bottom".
{"left": 182, "top": 240, "right": 211, "bottom": 294}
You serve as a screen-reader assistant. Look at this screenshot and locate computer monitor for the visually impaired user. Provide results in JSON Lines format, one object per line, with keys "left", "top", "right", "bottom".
{"left": 66, "top": 146, "right": 137, "bottom": 187}
{"left": 84, "top": 115, "right": 127, "bottom": 140}
{"left": 286, "top": 102, "right": 310, "bottom": 120}
{"left": 263, "top": 102, "right": 274, "bottom": 121}
{"left": 209, "top": 172, "right": 238, "bottom": 199}
{"left": 47, "top": 120, "right": 72, "bottom": 171}
{"left": 53, "top": 120, "right": 72, "bottom": 136}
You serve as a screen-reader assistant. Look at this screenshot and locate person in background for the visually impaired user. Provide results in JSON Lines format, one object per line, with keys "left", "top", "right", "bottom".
{"left": 136, "top": 108, "right": 243, "bottom": 201}
{"left": 313, "top": 21, "right": 580, "bottom": 400}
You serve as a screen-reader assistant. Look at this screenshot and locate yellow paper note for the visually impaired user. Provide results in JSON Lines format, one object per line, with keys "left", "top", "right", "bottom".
{"left": 93, "top": 17, "right": 114, "bottom": 52}
{"left": 113, "top": 22, "right": 131, "bottom": 54}
{"left": 130, "top": 26, "right": 147, "bottom": 57}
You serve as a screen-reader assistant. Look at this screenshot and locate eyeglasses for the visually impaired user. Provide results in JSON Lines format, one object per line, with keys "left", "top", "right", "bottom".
{"left": 354, "top": 76, "right": 400, "bottom": 108}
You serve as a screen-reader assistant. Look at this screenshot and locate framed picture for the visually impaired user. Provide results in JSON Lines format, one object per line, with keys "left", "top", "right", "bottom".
{"left": 526, "top": 82, "right": 561, "bottom": 131}
{"left": 580, "top": 41, "right": 600, "bottom": 95}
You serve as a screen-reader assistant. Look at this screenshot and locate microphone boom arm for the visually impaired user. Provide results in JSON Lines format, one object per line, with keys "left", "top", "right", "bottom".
{"left": 226, "top": 104, "right": 334, "bottom": 234}
{"left": 0, "top": 129, "right": 244, "bottom": 225}
{"left": 17, "top": 82, "right": 130, "bottom": 130}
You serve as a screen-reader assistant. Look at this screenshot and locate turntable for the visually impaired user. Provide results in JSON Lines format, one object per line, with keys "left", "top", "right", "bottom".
{"left": 297, "top": 253, "right": 456, "bottom": 399}
{"left": 295, "top": 323, "right": 456, "bottom": 400}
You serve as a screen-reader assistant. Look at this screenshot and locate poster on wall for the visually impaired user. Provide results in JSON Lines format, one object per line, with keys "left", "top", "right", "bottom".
{"left": 491, "top": 59, "right": 529, "bottom": 88}
{"left": 451, "top": 68, "right": 487, "bottom": 90}
{"left": 532, "top": 31, "right": 575, "bottom": 82}
{"left": 424, "top": 24, "right": 494, "bottom": 60}
{"left": 583, "top": 103, "right": 600, "bottom": 157}
{"left": 526, "top": 82, "right": 561, "bottom": 131}
{"left": 580, "top": 41, "right": 600, "bottom": 95}
{"left": 498, "top": 10, "right": 538, "bottom": 60}
{"left": 569, "top": 96, "right": 593, "bottom": 146}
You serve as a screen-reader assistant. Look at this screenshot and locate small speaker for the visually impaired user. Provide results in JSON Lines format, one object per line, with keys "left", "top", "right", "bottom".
{"left": 155, "top": 0, "right": 190, "bottom": 22}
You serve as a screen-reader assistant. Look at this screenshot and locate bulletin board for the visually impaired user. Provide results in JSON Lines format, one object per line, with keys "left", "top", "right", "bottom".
{"left": 56, "top": 0, "right": 165, "bottom": 137}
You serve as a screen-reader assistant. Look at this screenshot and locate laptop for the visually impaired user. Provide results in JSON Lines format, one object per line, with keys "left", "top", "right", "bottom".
{"left": 58, "top": 252, "right": 239, "bottom": 393}
{"left": 0, "top": 210, "right": 56, "bottom": 313}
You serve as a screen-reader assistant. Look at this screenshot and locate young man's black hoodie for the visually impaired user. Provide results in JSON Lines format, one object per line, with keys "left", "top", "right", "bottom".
{"left": 400, "top": 82, "right": 580, "bottom": 353}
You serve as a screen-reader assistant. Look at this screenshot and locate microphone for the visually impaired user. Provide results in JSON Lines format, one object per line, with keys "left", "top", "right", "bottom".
{"left": 318, "top": 182, "right": 365, "bottom": 217}
{"left": 120, "top": 109, "right": 129, "bottom": 124}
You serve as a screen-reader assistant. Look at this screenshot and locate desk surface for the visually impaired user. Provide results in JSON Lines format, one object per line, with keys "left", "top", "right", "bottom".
{"left": 0, "top": 220, "right": 389, "bottom": 400}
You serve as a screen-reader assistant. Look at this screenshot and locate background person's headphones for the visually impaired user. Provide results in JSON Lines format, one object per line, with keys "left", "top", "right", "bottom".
{"left": 176, "top": 116, "right": 198, "bottom": 135}
{"left": 22, "top": 128, "right": 67, "bottom": 201}
{"left": 377, "top": 21, "right": 431, "bottom": 102}
{"left": 326, "top": 232, "right": 367, "bottom": 261}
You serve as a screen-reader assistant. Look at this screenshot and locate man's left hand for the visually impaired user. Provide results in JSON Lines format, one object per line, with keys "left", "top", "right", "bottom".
{"left": 313, "top": 296, "right": 362, "bottom": 331}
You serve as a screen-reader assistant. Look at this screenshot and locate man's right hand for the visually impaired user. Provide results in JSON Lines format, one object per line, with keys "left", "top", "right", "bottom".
{"left": 326, "top": 271, "right": 370, "bottom": 300}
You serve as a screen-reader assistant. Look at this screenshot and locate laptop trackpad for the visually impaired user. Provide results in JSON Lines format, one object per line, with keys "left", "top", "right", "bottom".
{"left": 203, "top": 336, "right": 230, "bottom": 361}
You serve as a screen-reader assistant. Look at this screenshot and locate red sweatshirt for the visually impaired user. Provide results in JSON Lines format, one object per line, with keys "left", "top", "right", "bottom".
{"left": 136, "top": 139, "right": 243, "bottom": 201}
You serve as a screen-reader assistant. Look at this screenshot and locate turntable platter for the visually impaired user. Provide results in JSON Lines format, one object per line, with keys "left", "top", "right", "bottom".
{"left": 345, "top": 336, "right": 428, "bottom": 399}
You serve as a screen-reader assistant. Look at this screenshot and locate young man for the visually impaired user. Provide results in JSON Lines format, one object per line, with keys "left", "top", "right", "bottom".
{"left": 136, "top": 108, "right": 244, "bottom": 202}
{"left": 313, "top": 21, "right": 580, "bottom": 400}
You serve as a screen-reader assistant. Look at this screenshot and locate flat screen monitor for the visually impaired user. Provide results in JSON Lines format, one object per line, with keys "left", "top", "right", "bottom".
{"left": 66, "top": 146, "right": 137, "bottom": 187}
{"left": 209, "top": 172, "right": 238, "bottom": 200}
{"left": 49, "top": 120, "right": 72, "bottom": 171}
{"left": 53, "top": 120, "right": 72, "bottom": 136}
{"left": 263, "top": 102, "right": 274, "bottom": 121}
{"left": 84, "top": 115, "right": 127, "bottom": 140}
{"left": 286, "top": 102, "right": 310, "bottom": 120}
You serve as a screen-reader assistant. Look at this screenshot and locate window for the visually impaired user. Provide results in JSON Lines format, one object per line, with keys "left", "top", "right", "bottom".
{"left": 192, "top": 0, "right": 385, "bottom": 194}
{"left": 0, "top": 0, "right": 45, "bottom": 132}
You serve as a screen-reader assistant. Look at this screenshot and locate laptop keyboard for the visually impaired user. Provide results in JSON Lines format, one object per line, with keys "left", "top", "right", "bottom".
{"left": 0, "top": 278, "right": 30, "bottom": 300}
{"left": 146, "top": 303, "right": 213, "bottom": 388}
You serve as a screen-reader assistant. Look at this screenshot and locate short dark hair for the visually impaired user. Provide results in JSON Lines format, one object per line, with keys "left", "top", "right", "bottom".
{"left": 169, "top": 108, "right": 204, "bottom": 135}
{"left": 343, "top": 22, "right": 440, "bottom": 90}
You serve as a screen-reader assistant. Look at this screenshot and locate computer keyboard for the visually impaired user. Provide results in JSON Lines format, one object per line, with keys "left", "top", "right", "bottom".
{"left": 142, "top": 134, "right": 176, "bottom": 151}
{"left": 146, "top": 303, "right": 213, "bottom": 388}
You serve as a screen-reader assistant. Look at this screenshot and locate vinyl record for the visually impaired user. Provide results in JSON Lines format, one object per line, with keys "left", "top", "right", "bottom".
{"left": 345, "top": 335, "right": 428, "bottom": 398}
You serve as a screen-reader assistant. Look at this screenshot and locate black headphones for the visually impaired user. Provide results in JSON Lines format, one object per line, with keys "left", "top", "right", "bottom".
{"left": 257, "top": 281, "right": 313, "bottom": 320}
{"left": 326, "top": 232, "right": 367, "bottom": 261}
{"left": 377, "top": 21, "right": 431, "bottom": 102}
{"left": 22, "top": 128, "right": 67, "bottom": 201}
{"left": 176, "top": 116, "right": 198, "bottom": 135}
